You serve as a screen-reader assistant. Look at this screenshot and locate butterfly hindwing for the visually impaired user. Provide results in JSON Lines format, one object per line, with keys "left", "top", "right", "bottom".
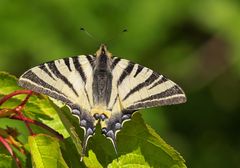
{"left": 101, "top": 56, "right": 186, "bottom": 153}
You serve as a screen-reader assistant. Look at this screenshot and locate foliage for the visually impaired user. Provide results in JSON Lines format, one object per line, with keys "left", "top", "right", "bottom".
{"left": 1, "top": 1, "right": 240, "bottom": 167}
{"left": 28, "top": 134, "right": 68, "bottom": 168}
{"left": 0, "top": 71, "right": 186, "bottom": 167}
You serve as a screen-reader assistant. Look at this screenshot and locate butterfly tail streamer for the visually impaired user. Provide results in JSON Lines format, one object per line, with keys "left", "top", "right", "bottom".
{"left": 80, "top": 128, "right": 94, "bottom": 161}
{"left": 106, "top": 131, "right": 119, "bottom": 160}
{"left": 111, "top": 137, "right": 119, "bottom": 161}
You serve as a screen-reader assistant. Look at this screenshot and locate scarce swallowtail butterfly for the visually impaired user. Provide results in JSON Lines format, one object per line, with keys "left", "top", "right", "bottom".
{"left": 18, "top": 44, "right": 186, "bottom": 159}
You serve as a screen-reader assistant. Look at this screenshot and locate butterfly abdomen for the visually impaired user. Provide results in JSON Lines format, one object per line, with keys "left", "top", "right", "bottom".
{"left": 92, "top": 52, "right": 112, "bottom": 107}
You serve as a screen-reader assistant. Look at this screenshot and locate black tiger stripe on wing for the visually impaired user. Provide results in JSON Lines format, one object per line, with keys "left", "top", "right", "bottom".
{"left": 110, "top": 95, "right": 118, "bottom": 110}
{"left": 63, "top": 58, "right": 72, "bottom": 72}
{"left": 149, "top": 76, "right": 168, "bottom": 89}
{"left": 72, "top": 57, "right": 87, "bottom": 83}
{"left": 136, "top": 85, "right": 184, "bottom": 103}
{"left": 117, "top": 62, "right": 134, "bottom": 85}
{"left": 113, "top": 57, "right": 187, "bottom": 111}
{"left": 122, "top": 71, "right": 160, "bottom": 101}
{"left": 122, "top": 82, "right": 145, "bottom": 101}
{"left": 127, "top": 96, "right": 186, "bottom": 109}
{"left": 47, "top": 61, "right": 79, "bottom": 97}
{"left": 111, "top": 57, "right": 121, "bottom": 69}
{"left": 145, "top": 72, "right": 159, "bottom": 85}
{"left": 18, "top": 70, "right": 69, "bottom": 102}
{"left": 86, "top": 55, "right": 95, "bottom": 68}
{"left": 134, "top": 64, "right": 143, "bottom": 77}
{"left": 38, "top": 64, "right": 56, "bottom": 80}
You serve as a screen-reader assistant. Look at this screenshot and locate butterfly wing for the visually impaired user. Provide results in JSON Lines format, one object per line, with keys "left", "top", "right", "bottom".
{"left": 101, "top": 57, "right": 186, "bottom": 152}
{"left": 114, "top": 57, "right": 186, "bottom": 110}
{"left": 18, "top": 55, "right": 96, "bottom": 156}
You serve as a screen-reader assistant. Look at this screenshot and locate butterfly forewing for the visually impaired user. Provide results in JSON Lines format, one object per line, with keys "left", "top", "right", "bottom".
{"left": 110, "top": 57, "right": 186, "bottom": 111}
{"left": 18, "top": 55, "right": 95, "bottom": 111}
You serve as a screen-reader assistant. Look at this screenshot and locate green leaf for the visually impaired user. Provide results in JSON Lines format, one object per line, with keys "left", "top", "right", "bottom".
{"left": 0, "top": 154, "right": 12, "bottom": 168}
{"left": 28, "top": 134, "right": 68, "bottom": 168}
{"left": 51, "top": 103, "right": 84, "bottom": 157}
{"left": 61, "top": 137, "right": 85, "bottom": 168}
{"left": 108, "top": 149, "right": 150, "bottom": 168}
{"left": 0, "top": 118, "right": 29, "bottom": 144}
{"left": 0, "top": 71, "right": 69, "bottom": 138}
{"left": 88, "top": 113, "right": 186, "bottom": 168}
{"left": 0, "top": 71, "right": 21, "bottom": 95}
{"left": 38, "top": 99, "right": 69, "bottom": 138}
{"left": 54, "top": 103, "right": 186, "bottom": 168}
{"left": 83, "top": 150, "right": 103, "bottom": 168}
{"left": 51, "top": 103, "right": 102, "bottom": 168}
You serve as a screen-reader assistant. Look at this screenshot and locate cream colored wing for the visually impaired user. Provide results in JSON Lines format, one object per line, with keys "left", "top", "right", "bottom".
{"left": 18, "top": 55, "right": 97, "bottom": 156}
{"left": 109, "top": 57, "right": 186, "bottom": 112}
{"left": 18, "top": 55, "right": 95, "bottom": 111}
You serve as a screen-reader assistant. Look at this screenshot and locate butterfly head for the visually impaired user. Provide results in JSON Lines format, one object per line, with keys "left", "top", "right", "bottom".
{"left": 96, "top": 44, "right": 112, "bottom": 58}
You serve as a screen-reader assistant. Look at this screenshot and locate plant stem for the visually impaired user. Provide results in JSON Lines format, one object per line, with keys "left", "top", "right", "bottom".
{"left": 0, "top": 90, "right": 33, "bottom": 106}
{"left": 0, "top": 90, "right": 64, "bottom": 140}
{"left": 15, "top": 92, "right": 34, "bottom": 135}
{"left": 10, "top": 115, "right": 64, "bottom": 141}
{"left": 0, "top": 135, "right": 22, "bottom": 168}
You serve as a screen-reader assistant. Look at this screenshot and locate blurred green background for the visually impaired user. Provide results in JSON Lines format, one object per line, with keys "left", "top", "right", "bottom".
{"left": 1, "top": 0, "right": 240, "bottom": 167}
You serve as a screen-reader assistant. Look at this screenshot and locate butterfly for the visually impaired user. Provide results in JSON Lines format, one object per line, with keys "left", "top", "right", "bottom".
{"left": 18, "top": 44, "right": 186, "bottom": 158}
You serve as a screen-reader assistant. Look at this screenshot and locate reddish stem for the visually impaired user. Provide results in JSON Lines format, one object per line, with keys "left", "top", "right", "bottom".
{"left": 18, "top": 92, "right": 33, "bottom": 109}
{"left": 10, "top": 115, "right": 64, "bottom": 141}
{"left": 17, "top": 110, "right": 34, "bottom": 136}
{"left": 0, "top": 135, "right": 22, "bottom": 168}
{"left": 0, "top": 90, "right": 33, "bottom": 106}
{"left": 0, "top": 90, "right": 64, "bottom": 140}
{"left": 14, "top": 92, "right": 34, "bottom": 135}
{"left": 0, "top": 90, "right": 34, "bottom": 135}
{"left": 0, "top": 89, "right": 64, "bottom": 168}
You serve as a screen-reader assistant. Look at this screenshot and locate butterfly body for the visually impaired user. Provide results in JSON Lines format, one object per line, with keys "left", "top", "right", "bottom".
{"left": 18, "top": 44, "right": 186, "bottom": 158}
{"left": 92, "top": 54, "right": 112, "bottom": 107}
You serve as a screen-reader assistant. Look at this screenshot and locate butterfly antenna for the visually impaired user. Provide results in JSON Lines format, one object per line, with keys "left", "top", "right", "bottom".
{"left": 80, "top": 27, "right": 100, "bottom": 43}
{"left": 107, "top": 28, "right": 128, "bottom": 44}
